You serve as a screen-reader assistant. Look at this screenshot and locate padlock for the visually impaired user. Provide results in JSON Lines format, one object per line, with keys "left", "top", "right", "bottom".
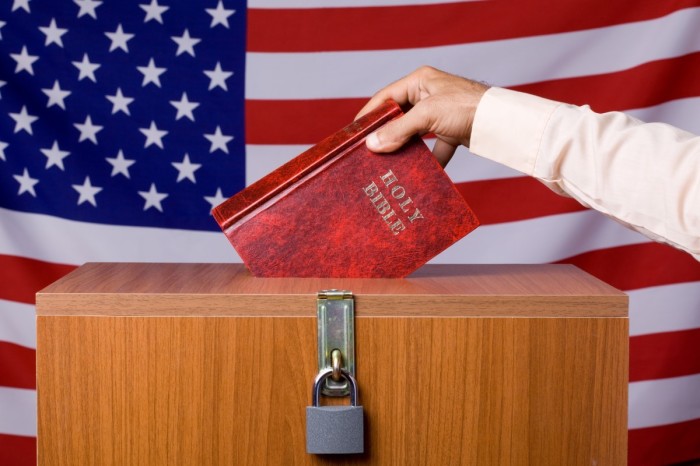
{"left": 306, "top": 368, "right": 364, "bottom": 454}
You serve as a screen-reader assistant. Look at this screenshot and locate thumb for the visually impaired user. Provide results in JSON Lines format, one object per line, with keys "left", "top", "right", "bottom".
{"left": 365, "top": 105, "right": 430, "bottom": 153}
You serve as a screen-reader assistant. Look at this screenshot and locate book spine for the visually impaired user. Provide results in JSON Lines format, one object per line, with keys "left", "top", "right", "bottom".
{"left": 213, "top": 101, "right": 402, "bottom": 230}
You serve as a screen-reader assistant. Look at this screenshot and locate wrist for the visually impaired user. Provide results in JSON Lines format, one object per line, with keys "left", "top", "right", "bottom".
{"left": 463, "top": 82, "right": 489, "bottom": 147}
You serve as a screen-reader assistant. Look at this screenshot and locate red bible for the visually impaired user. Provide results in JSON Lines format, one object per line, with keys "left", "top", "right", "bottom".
{"left": 212, "top": 100, "right": 479, "bottom": 278}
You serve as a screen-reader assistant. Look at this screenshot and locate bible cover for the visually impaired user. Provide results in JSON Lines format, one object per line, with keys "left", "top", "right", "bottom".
{"left": 212, "top": 100, "right": 479, "bottom": 278}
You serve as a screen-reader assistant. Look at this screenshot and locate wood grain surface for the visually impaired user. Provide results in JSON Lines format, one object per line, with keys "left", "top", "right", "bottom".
{"left": 36, "top": 263, "right": 626, "bottom": 317}
{"left": 36, "top": 263, "right": 628, "bottom": 465}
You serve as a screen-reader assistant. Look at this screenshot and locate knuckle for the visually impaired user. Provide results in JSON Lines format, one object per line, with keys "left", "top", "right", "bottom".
{"left": 408, "top": 102, "right": 434, "bottom": 130}
{"left": 415, "top": 65, "right": 437, "bottom": 77}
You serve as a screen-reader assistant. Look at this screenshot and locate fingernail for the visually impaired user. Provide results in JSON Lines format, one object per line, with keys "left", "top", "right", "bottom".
{"left": 367, "top": 132, "right": 381, "bottom": 150}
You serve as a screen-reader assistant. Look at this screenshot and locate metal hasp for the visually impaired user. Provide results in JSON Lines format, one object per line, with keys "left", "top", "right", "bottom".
{"left": 317, "top": 290, "right": 355, "bottom": 396}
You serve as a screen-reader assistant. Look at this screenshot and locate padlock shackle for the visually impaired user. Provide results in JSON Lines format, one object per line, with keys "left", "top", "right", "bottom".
{"left": 312, "top": 368, "right": 358, "bottom": 407}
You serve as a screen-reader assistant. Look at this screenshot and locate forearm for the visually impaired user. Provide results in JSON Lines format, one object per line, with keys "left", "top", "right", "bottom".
{"left": 470, "top": 87, "right": 700, "bottom": 260}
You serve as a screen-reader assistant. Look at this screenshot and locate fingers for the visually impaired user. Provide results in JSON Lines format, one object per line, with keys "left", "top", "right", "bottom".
{"left": 355, "top": 70, "right": 423, "bottom": 120}
{"left": 355, "top": 86, "right": 409, "bottom": 121}
{"left": 432, "top": 139, "right": 458, "bottom": 167}
{"left": 366, "top": 110, "right": 457, "bottom": 168}
{"left": 366, "top": 103, "right": 430, "bottom": 152}
{"left": 356, "top": 91, "right": 397, "bottom": 121}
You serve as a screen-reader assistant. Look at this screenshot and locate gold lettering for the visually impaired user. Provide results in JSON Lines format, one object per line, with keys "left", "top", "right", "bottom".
{"left": 398, "top": 197, "right": 413, "bottom": 212}
{"left": 364, "top": 169, "right": 423, "bottom": 235}
{"left": 408, "top": 208, "right": 424, "bottom": 223}
{"left": 370, "top": 193, "right": 392, "bottom": 215}
{"left": 375, "top": 199, "right": 392, "bottom": 215}
{"left": 389, "top": 219, "right": 406, "bottom": 235}
{"left": 391, "top": 185, "right": 406, "bottom": 200}
{"left": 380, "top": 170, "right": 398, "bottom": 187}
{"left": 363, "top": 181, "right": 379, "bottom": 197}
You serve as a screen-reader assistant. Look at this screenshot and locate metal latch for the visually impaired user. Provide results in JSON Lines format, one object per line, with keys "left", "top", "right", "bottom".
{"left": 317, "top": 290, "right": 355, "bottom": 396}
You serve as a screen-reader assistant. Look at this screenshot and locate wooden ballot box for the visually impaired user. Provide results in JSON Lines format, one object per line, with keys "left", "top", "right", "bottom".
{"left": 36, "top": 263, "right": 628, "bottom": 465}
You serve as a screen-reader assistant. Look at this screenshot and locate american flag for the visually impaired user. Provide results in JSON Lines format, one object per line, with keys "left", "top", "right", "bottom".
{"left": 1, "top": 0, "right": 700, "bottom": 464}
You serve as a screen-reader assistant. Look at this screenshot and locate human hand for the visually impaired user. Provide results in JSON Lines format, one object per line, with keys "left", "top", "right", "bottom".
{"left": 356, "top": 66, "right": 489, "bottom": 166}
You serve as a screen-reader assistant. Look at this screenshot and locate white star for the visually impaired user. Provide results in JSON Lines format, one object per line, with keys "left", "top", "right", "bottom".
{"left": 138, "top": 183, "right": 168, "bottom": 212}
{"left": 139, "top": 121, "right": 168, "bottom": 149}
{"left": 9, "top": 106, "right": 38, "bottom": 135}
{"left": 137, "top": 58, "right": 166, "bottom": 88}
{"left": 204, "top": 62, "right": 233, "bottom": 91}
{"left": 204, "top": 188, "right": 227, "bottom": 213}
{"left": 12, "top": 0, "right": 31, "bottom": 13}
{"left": 74, "top": 115, "right": 103, "bottom": 144}
{"left": 74, "top": 0, "right": 102, "bottom": 19}
{"left": 171, "top": 29, "right": 201, "bottom": 57}
{"left": 106, "top": 150, "right": 135, "bottom": 178}
{"left": 204, "top": 126, "right": 233, "bottom": 154}
{"left": 13, "top": 168, "right": 38, "bottom": 197}
{"left": 169, "top": 92, "right": 199, "bottom": 121}
{"left": 42, "top": 80, "right": 71, "bottom": 109}
{"left": 206, "top": 1, "right": 235, "bottom": 29}
{"left": 0, "top": 21, "right": 5, "bottom": 39}
{"left": 39, "top": 19, "right": 68, "bottom": 47}
{"left": 140, "top": 0, "right": 169, "bottom": 24}
{"left": 10, "top": 46, "right": 39, "bottom": 75}
{"left": 105, "top": 24, "right": 134, "bottom": 52}
{"left": 72, "top": 176, "right": 102, "bottom": 206}
{"left": 72, "top": 53, "right": 100, "bottom": 82}
{"left": 40, "top": 140, "right": 70, "bottom": 170}
{"left": 0, "top": 81, "right": 5, "bottom": 99}
{"left": 172, "top": 153, "right": 201, "bottom": 183}
{"left": 106, "top": 88, "right": 134, "bottom": 115}
{"left": 0, "top": 141, "right": 8, "bottom": 161}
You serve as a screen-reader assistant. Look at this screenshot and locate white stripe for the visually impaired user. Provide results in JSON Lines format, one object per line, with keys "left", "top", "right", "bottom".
{"left": 250, "top": 0, "right": 483, "bottom": 8}
{"left": 629, "top": 373, "right": 700, "bottom": 429}
{"left": 0, "top": 204, "right": 647, "bottom": 268}
{"left": 0, "top": 204, "right": 646, "bottom": 268}
{"left": 447, "top": 146, "right": 524, "bottom": 182}
{"left": 429, "top": 209, "right": 649, "bottom": 264}
{"left": 245, "top": 144, "right": 522, "bottom": 185}
{"left": 0, "top": 207, "right": 240, "bottom": 265}
{"left": 627, "top": 96, "right": 700, "bottom": 134}
{"left": 245, "top": 96, "right": 700, "bottom": 185}
{"left": 246, "top": 144, "right": 311, "bottom": 184}
{"left": 629, "top": 282, "right": 700, "bottom": 336}
{"left": 246, "top": 7, "right": 700, "bottom": 99}
{"left": 0, "top": 387, "right": 35, "bottom": 437}
{"left": 0, "top": 300, "right": 35, "bottom": 349}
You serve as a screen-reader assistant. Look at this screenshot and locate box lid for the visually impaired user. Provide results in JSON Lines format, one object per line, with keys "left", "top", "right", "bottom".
{"left": 36, "top": 263, "right": 627, "bottom": 317}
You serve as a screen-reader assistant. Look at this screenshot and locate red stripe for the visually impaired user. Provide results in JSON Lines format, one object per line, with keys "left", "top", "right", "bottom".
{"left": 514, "top": 51, "right": 700, "bottom": 113}
{"left": 0, "top": 433, "right": 36, "bottom": 466}
{"left": 629, "top": 418, "right": 700, "bottom": 465}
{"left": 630, "top": 328, "right": 700, "bottom": 382}
{"left": 248, "top": 2, "right": 700, "bottom": 52}
{"left": 0, "top": 342, "right": 35, "bottom": 390}
{"left": 245, "top": 54, "right": 700, "bottom": 145}
{"left": 0, "top": 254, "right": 76, "bottom": 305}
{"left": 246, "top": 98, "right": 365, "bottom": 146}
{"left": 455, "top": 177, "right": 586, "bottom": 224}
{"left": 556, "top": 243, "right": 700, "bottom": 291}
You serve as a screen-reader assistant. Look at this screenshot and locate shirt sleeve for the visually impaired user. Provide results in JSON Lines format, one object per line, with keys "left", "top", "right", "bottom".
{"left": 469, "top": 87, "right": 700, "bottom": 261}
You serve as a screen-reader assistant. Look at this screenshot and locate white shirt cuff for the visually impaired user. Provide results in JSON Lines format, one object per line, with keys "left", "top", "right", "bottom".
{"left": 470, "top": 87, "right": 561, "bottom": 176}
